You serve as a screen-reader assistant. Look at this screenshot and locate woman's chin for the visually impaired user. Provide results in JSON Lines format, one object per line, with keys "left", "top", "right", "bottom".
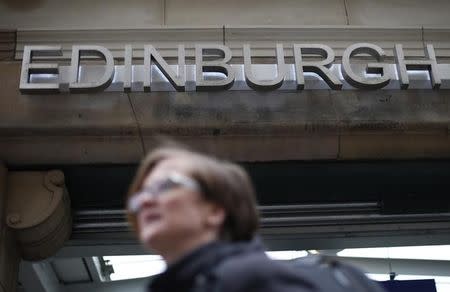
{"left": 140, "top": 228, "right": 168, "bottom": 251}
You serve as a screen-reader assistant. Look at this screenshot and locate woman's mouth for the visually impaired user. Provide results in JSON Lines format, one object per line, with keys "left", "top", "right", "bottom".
{"left": 143, "top": 212, "right": 161, "bottom": 223}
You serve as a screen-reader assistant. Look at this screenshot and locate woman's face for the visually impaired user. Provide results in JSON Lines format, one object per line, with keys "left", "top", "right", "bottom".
{"left": 135, "top": 157, "right": 223, "bottom": 256}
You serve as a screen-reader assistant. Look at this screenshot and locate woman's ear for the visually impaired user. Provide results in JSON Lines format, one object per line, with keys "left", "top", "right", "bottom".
{"left": 205, "top": 203, "right": 226, "bottom": 229}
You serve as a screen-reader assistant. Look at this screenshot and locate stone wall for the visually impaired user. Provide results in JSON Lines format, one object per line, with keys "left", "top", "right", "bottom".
{"left": 1, "top": 1, "right": 450, "bottom": 165}
{"left": 1, "top": 0, "right": 450, "bottom": 29}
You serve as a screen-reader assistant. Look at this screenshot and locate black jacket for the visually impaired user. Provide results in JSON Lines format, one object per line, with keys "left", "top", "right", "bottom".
{"left": 147, "top": 239, "right": 315, "bottom": 292}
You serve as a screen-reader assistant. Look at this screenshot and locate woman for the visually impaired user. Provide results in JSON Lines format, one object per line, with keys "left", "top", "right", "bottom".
{"left": 126, "top": 144, "right": 393, "bottom": 292}
{"left": 126, "top": 144, "right": 318, "bottom": 292}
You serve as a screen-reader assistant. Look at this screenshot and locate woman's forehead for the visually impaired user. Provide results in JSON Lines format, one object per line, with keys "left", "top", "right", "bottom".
{"left": 143, "top": 157, "right": 194, "bottom": 186}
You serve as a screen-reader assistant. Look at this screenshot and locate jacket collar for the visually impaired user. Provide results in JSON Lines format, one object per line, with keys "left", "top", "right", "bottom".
{"left": 149, "top": 238, "right": 265, "bottom": 291}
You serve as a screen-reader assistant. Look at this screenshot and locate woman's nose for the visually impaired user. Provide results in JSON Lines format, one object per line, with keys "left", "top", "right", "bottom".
{"left": 137, "top": 192, "right": 158, "bottom": 210}
{"left": 129, "top": 191, "right": 158, "bottom": 213}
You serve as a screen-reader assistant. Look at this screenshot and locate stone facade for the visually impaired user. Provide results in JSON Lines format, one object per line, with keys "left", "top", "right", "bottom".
{"left": 2, "top": 0, "right": 450, "bottom": 28}
{"left": 0, "top": 1, "right": 449, "bottom": 290}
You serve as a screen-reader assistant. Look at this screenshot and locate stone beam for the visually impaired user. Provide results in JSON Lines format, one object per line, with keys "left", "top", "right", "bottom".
{"left": 1, "top": 61, "right": 450, "bottom": 164}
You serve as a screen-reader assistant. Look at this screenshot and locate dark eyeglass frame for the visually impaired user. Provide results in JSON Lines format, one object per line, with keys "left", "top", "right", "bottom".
{"left": 127, "top": 171, "right": 201, "bottom": 214}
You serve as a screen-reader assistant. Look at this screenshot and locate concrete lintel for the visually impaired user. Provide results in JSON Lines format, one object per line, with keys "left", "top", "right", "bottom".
{"left": 1, "top": 61, "right": 450, "bottom": 164}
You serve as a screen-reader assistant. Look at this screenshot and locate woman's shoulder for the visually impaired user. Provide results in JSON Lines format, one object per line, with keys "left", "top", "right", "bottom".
{"left": 219, "top": 249, "right": 284, "bottom": 275}
{"left": 211, "top": 250, "right": 314, "bottom": 292}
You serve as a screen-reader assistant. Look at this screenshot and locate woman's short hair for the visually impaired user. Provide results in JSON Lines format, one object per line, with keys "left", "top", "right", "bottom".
{"left": 126, "top": 144, "right": 260, "bottom": 242}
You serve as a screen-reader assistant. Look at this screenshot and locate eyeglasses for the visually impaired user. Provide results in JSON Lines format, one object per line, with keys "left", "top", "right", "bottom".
{"left": 127, "top": 171, "right": 201, "bottom": 214}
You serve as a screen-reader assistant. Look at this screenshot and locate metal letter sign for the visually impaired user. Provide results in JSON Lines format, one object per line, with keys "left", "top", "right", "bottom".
{"left": 294, "top": 44, "right": 342, "bottom": 90}
{"left": 69, "top": 45, "right": 115, "bottom": 92}
{"left": 144, "top": 44, "right": 186, "bottom": 92}
{"left": 394, "top": 44, "right": 441, "bottom": 89}
{"left": 244, "top": 44, "right": 286, "bottom": 90}
{"left": 20, "top": 46, "right": 62, "bottom": 93}
{"left": 19, "top": 43, "right": 450, "bottom": 93}
{"left": 341, "top": 43, "right": 390, "bottom": 90}
{"left": 196, "top": 44, "right": 234, "bottom": 91}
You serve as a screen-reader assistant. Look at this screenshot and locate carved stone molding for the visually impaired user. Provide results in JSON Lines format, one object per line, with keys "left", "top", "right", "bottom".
{"left": 15, "top": 26, "right": 450, "bottom": 59}
{"left": 6, "top": 170, "right": 72, "bottom": 260}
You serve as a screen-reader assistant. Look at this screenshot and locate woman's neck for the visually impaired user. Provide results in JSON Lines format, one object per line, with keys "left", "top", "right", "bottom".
{"left": 161, "top": 232, "right": 218, "bottom": 265}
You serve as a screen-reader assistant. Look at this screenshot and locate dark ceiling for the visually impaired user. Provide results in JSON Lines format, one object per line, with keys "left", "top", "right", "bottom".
{"left": 10, "top": 160, "right": 450, "bottom": 215}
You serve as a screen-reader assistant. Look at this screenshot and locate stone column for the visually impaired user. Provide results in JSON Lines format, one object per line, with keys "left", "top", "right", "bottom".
{"left": 0, "top": 163, "right": 20, "bottom": 292}
{"left": 5, "top": 170, "right": 72, "bottom": 261}
{"left": 1, "top": 167, "right": 72, "bottom": 292}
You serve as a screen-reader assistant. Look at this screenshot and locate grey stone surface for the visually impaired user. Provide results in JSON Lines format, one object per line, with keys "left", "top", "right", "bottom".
{"left": 346, "top": 0, "right": 450, "bottom": 26}
{"left": 129, "top": 91, "right": 338, "bottom": 135}
{"left": 0, "top": 63, "right": 138, "bottom": 133}
{"left": 0, "top": 136, "right": 143, "bottom": 165}
{"left": 2, "top": 0, "right": 450, "bottom": 29}
{"left": 16, "top": 28, "right": 224, "bottom": 60}
{"left": 339, "top": 135, "right": 450, "bottom": 159}
{"left": 1, "top": 62, "right": 450, "bottom": 164}
{"left": 424, "top": 28, "right": 450, "bottom": 58}
{"left": 334, "top": 89, "right": 450, "bottom": 159}
{"left": 130, "top": 91, "right": 340, "bottom": 161}
{"left": 0, "top": 0, "right": 162, "bottom": 29}
{"left": 143, "top": 135, "right": 340, "bottom": 162}
{"left": 0, "top": 62, "right": 143, "bottom": 164}
{"left": 331, "top": 90, "right": 449, "bottom": 134}
{"left": 165, "top": 0, "right": 347, "bottom": 25}
{"left": 224, "top": 26, "right": 424, "bottom": 58}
